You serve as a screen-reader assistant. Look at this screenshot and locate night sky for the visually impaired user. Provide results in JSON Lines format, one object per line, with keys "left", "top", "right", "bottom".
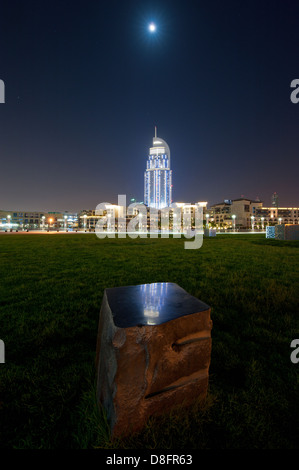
{"left": 0, "top": 0, "right": 299, "bottom": 212}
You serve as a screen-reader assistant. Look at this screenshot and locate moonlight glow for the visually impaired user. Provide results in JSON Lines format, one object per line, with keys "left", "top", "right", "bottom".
{"left": 148, "top": 22, "right": 156, "bottom": 33}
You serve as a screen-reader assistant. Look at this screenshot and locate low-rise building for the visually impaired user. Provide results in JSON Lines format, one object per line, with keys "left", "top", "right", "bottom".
{"left": 254, "top": 207, "right": 299, "bottom": 226}
{"left": 78, "top": 202, "right": 208, "bottom": 232}
{"left": 0, "top": 210, "right": 78, "bottom": 230}
{"left": 208, "top": 198, "right": 299, "bottom": 230}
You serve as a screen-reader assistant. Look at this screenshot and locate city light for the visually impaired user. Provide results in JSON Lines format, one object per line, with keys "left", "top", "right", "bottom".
{"left": 232, "top": 214, "right": 236, "bottom": 231}
{"left": 206, "top": 214, "right": 209, "bottom": 228}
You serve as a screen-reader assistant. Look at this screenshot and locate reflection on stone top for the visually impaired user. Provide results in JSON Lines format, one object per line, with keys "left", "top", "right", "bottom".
{"left": 105, "top": 282, "right": 210, "bottom": 328}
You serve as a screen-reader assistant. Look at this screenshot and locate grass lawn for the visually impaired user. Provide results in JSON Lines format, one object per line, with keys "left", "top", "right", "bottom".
{"left": 0, "top": 233, "right": 298, "bottom": 449}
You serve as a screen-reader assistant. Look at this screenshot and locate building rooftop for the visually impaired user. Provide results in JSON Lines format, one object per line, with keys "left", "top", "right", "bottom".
{"left": 210, "top": 198, "right": 263, "bottom": 207}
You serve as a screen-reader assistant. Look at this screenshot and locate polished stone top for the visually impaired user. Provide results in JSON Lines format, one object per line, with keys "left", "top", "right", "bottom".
{"left": 105, "top": 282, "right": 210, "bottom": 328}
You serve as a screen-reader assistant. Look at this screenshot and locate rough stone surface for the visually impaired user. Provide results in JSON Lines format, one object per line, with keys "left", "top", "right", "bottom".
{"left": 266, "top": 226, "right": 275, "bottom": 238}
{"left": 275, "top": 224, "right": 299, "bottom": 240}
{"left": 204, "top": 228, "right": 216, "bottom": 237}
{"left": 95, "top": 282, "right": 212, "bottom": 438}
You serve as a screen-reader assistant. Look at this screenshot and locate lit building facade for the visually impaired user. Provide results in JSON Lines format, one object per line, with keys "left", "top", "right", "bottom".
{"left": 254, "top": 206, "right": 299, "bottom": 226}
{"left": 0, "top": 210, "right": 78, "bottom": 230}
{"left": 208, "top": 198, "right": 299, "bottom": 230}
{"left": 144, "top": 128, "right": 172, "bottom": 209}
{"left": 78, "top": 202, "right": 207, "bottom": 233}
{"left": 209, "top": 198, "right": 263, "bottom": 229}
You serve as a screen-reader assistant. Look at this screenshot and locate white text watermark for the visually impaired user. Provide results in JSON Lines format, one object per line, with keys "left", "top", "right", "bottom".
{"left": 290, "top": 79, "right": 299, "bottom": 103}
{"left": 94, "top": 195, "right": 204, "bottom": 249}
{"left": 0, "top": 340, "right": 4, "bottom": 363}
{"left": 290, "top": 339, "right": 299, "bottom": 364}
{"left": 0, "top": 80, "right": 5, "bottom": 103}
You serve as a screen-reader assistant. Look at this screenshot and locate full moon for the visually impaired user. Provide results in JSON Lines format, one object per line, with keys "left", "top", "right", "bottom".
{"left": 148, "top": 22, "right": 156, "bottom": 33}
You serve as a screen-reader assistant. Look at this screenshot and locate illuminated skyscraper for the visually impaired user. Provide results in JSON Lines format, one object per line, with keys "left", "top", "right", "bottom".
{"left": 144, "top": 127, "right": 172, "bottom": 209}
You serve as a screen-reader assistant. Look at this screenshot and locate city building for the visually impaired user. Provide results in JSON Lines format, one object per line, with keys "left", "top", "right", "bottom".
{"left": 254, "top": 206, "right": 299, "bottom": 226}
{"left": 144, "top": 127, "right": 172, "bottom": 209}
{"left": 78, "top": 201, "right": 207, "bottom": 233}
{"left": 79, "top": 206, "right": 126, "bottom": 232}
{"left": 208, "top": 198, "right": 262, "bottom": 229}
{"left": 208, "top": 198, "right": 299, "bottom": 230}
{"left": 0, "top": 210, "right": 78, "bottom": 230}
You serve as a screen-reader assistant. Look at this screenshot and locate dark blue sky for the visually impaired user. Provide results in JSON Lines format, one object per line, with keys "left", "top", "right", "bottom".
{"left": 0, "top": 0, "right": 299, "bottom": 211}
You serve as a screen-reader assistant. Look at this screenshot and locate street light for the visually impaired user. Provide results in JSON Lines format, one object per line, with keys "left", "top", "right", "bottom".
{"left": 139, "top": 213, "right": 143, "bottom": 232}
{"left": 251, "top": 216, "right": 255, "bottom": 231}
{"left": 278, "top": 217, "right": 282, "bottom": 224}
{"left": 107, "top": 213, "right": 112, "bottom": 232}
{"left": 48, "top": 218, "right": 53, "bottom": 231}
{"left": 206, "top": 213, "right": 210, "bottom": 228}
{"left": 83, "top": 214, "right": 87, "bottom": 230}
{"left": 6, "top": 215, "right": 11, "bottom": 231}
{"left": 232, "top": 214, "right": 236, "bottom": 232}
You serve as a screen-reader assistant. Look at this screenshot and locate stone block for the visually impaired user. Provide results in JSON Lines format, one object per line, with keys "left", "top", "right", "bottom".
{"left": 266, "top": 226, "right": 275, "bottom": 239}
{"left": 204, "top": 228, "right": 216, "bottom": 237}
{"left": 275, "top": 224, "right": 299, "bottom": 240}
{"left": 284, "top": 224, "right": 299, "bottom": 240}
{"left": 275, "top": 224, "right": 285, "bottom": 240}
{"left": 95, "top": 282, "right": 212, "bottom": 438}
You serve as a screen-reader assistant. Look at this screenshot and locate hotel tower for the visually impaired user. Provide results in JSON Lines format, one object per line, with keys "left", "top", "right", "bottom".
{"left": 144, "top": 127, "right": 172, "bottom": 209}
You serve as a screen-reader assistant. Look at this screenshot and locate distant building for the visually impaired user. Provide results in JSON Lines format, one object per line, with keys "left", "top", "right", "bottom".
{"left": 208, "top": 198, "right": 299, "bottom": 229}
{"left": 254, "top": 206, "right": 299, "bottom": 226}
{"left": 0, "top": 210, "right": 78, "bottom": 230}
{"left": 78, "top": 202, "right": 207, "bottom": 232}
{"left": 208, "top": 198, "right": 262, "bottom": 229}
{"left": 144, "top": 127, "right": 172, "bottom": 209}
{"left": 79, "top": 206, "right": 125, "bottom": 231}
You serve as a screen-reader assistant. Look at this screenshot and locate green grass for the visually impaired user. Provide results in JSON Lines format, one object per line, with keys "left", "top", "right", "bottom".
{"left": 0, "top": 233, "right": 298, "bottom": 449}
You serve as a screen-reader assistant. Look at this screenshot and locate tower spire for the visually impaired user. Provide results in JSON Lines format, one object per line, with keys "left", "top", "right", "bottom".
{"left": 154, "top": 126, "right": 157, "bottom": 138}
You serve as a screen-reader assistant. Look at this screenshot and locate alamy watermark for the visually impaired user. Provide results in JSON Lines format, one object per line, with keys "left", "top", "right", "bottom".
{"left": 94, "top": 195, "right": 204, "bottom": 249}
{"left": 290, "top": 339, "right": 299, "bottom": 364}
{"left": 290, "top": 79, "right": 299, "bottom": 103}
{"left": 0, "top": 79, "right": 5, "bottom": 103}
{"left": 0, "top": 340, "right": 4, "bottom": 363}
